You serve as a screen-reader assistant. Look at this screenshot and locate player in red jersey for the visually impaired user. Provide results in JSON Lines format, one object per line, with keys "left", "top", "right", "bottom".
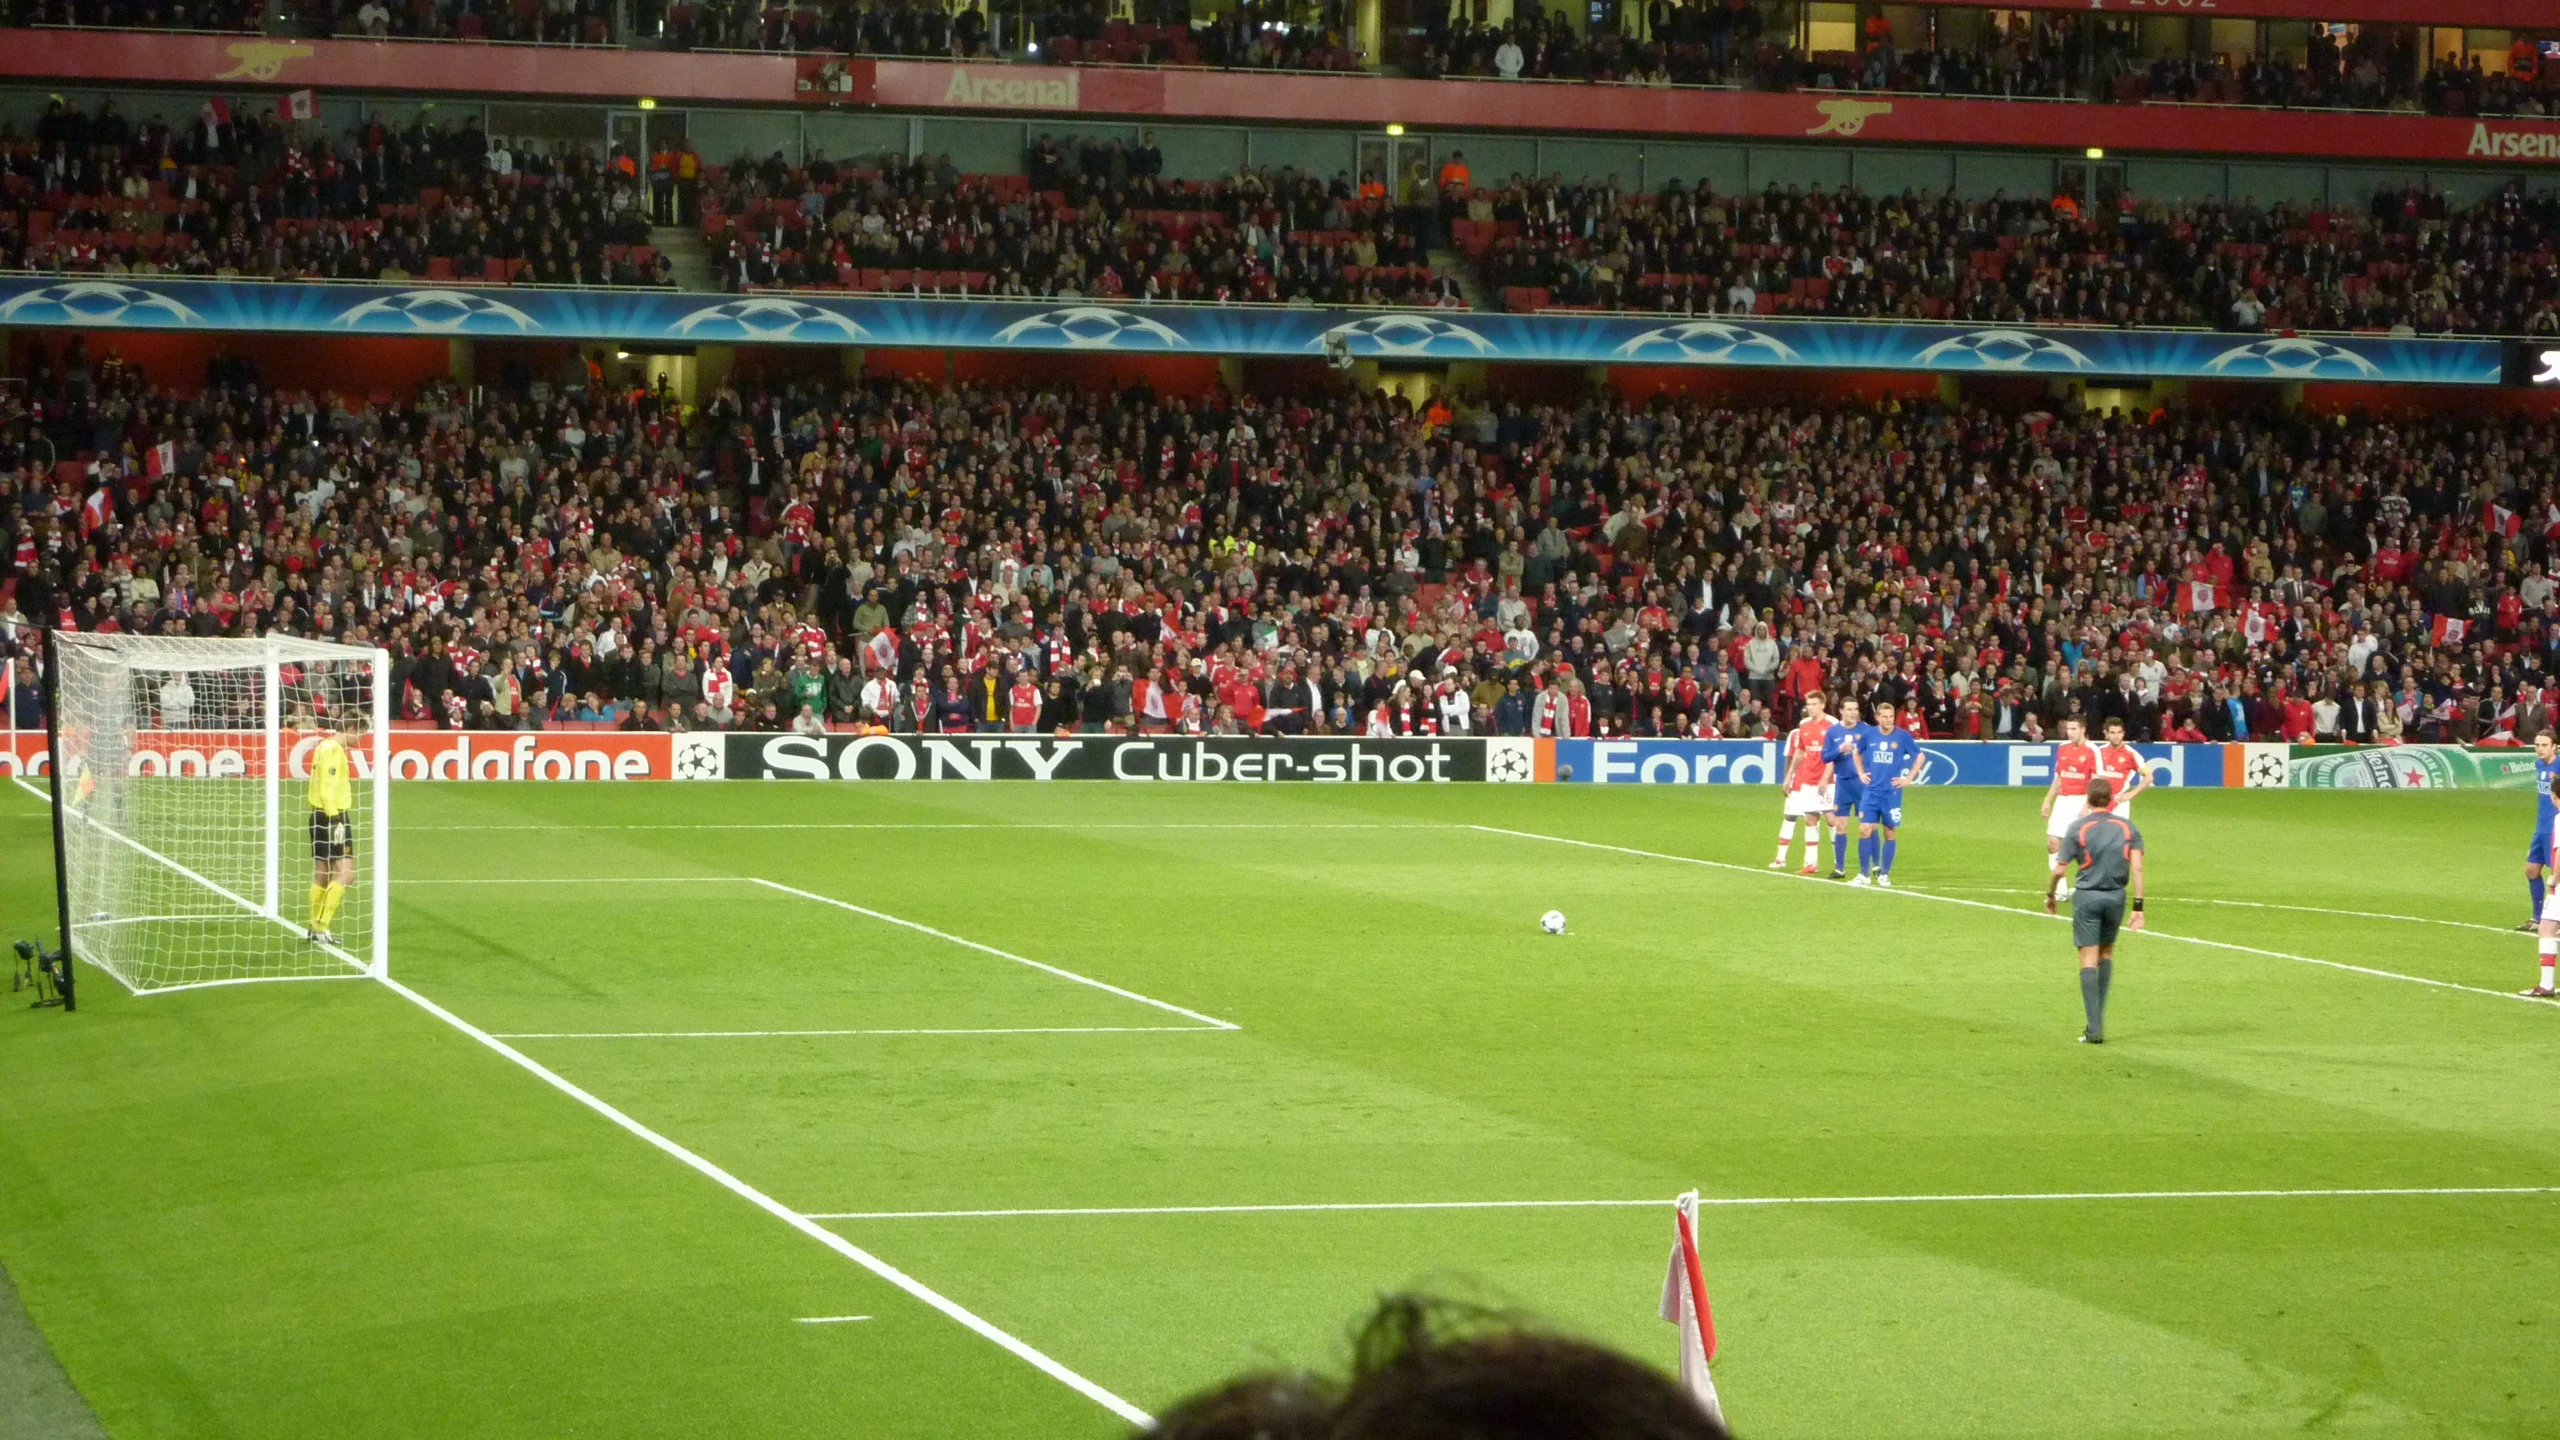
{"left": 2042, "top": 716, "right": 2100, "bottom": 896}
{"left": 2094, "top": 716, "right": 2151, "bottom": 824}
{"left": 1772, "top": 693, "right": 1833, "bottom": 873}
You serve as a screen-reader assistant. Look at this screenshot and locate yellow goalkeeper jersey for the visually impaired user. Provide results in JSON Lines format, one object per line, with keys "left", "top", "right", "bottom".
{"left": 307, "top": 736, "right": 352, "bottom": 817}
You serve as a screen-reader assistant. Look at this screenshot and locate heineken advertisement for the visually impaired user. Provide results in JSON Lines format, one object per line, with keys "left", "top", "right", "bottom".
{"left": 2284, "top": 745, "right": 2541, "bottom": 790}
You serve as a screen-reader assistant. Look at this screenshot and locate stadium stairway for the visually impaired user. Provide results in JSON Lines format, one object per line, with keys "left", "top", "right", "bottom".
{"left": 652, "top": 226, "right": 717, "bottom": 293}
{"left": 1431, "top": 248, "right": 1489, "bottom": 310}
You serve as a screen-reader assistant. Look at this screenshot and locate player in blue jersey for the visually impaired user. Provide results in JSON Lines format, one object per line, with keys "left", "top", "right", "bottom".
{"left": 2527, "top": 728, "right": 2560, "bottom": 938}
{"left": 1819, "top": 698, "right": 1876, "bottom": 880}
{"left": 2526, "top": 730, "right": 2560, "bottom": 994}
{"left": 1847, "top": 700, "right": 1920, "bottom": 888}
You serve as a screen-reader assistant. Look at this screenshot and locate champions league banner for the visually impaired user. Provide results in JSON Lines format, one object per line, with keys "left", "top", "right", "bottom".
{"left": 0, "top": 277, "right": 2504, "bottom": 385}
{"left": 1547, "top": 739, "right": 2231, "bottom": 787}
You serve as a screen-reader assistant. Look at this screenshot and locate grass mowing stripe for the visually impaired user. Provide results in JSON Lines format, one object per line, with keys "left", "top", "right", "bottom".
{"left": 405, "top": 877, "right": 744, "bottom": 886}
{"left": 373, "top": 970, "right": 1155, "bottom": 1427}
{"left": 1929, "top": 886, "right": 2519, "bottom": 936}
{"left": 1468, "top": 823, "right": 2546, "bottom": 1007}
{"left": 493, "top": 1025, "right": 1234, "bottom": 1039}
{"left": 810, "top": 1185, "right": 2560, "bottom": 1220}
{"left": 405, "top": 822, "right": 1434, "bottom": 831}
{"left": 5, "top": 776, "right": 1153, "bottom": 1428}
{"left": 750, "top": 877, "right": 1242, "bottom": 1031}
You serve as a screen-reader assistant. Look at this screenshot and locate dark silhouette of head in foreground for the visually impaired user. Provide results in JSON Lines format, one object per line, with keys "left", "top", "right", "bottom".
{"left": 1139, "top": 1295, "right": 1735, "bottom": 1440}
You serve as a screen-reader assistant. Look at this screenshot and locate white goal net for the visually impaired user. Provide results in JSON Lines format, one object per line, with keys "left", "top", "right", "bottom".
{"left": 46, "top": 633, "right": 389, "bottom": 993}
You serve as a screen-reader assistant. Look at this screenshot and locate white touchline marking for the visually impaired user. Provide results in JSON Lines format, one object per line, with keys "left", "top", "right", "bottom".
{"left": 0, "top": 778, "right": 1149, "bottom": 1424}
{"left": 808, "top": 1185, "right": 2560, "bottom": 1221}
{"left": 1468, "top": 825, "right": 2548, "bottom": 1007}
{"left": 1930, "top": 886, "right": 2516, "bottom": 936}
{"left": 796, "top": 1315, "right": 875, "bottom": 1324}
{"left": 494, "top": 1025, "right": 1231, "bottom": 1040}
{"left": 751, "top": 878, "right": 1241, "bottom": 1031}
{"left": 376, "top": 972, "right": 1152, "bottom": 1426}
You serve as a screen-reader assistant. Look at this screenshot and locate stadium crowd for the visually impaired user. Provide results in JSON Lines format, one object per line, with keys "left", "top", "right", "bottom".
{"left": 6, "top": 337, "right": 2559, "bottom": 749}
{"left": 1470, "top": 176, "right": 2560, "bottom": 336}
{"left": 9, "top": 0, "right": 618, "bottom": 43}
{"left": 0, "top": 98, "right": 671, "bottom": 285}
{"left": 8, "top": 0, "right": 2551, "bottom": 118}
{"left": 713, "top": 149, "right": 1455, "bottom": 305}
{"left": 1413, "top": 8, "right": 2558, "bottom": 118}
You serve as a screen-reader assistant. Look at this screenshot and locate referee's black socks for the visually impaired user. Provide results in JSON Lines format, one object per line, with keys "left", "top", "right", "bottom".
{"left": 2079, "top": 966, "right": 2106, "bottom": 1040}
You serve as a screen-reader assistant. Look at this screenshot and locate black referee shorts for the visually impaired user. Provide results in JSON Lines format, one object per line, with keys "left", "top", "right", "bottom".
{"left": 310, "top": 811, "right": 353, "bottom": 863}
{"left": 2070, "top": 889, "right": 2125, "bottom": 949}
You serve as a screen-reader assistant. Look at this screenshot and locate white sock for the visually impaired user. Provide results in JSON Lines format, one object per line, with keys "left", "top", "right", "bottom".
{"left": 1774, "top": 820, "right": 1794, "bottom": 862}
{"left": 2541, "top": 939, "right": 2555, "bottom": 990}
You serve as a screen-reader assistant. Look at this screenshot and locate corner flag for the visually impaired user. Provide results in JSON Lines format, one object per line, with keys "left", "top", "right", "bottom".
{"left": 1659, "top": 1189, "right": 1727, "bottom": 1428}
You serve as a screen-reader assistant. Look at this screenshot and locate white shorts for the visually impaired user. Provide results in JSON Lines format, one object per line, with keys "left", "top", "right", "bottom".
{"left": 2542, "top": 885, "right": 2560, "bottom": 924}
{"left": 2046, "top": 794, "right": 2087, "bottom": 841}
{"left": 1784, "top": 785, "right": 1829, "bottom": 819}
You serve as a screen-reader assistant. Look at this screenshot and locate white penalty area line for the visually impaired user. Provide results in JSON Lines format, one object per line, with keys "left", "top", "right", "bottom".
{"left": 403, "top": 822, "right": 1431, "bottom": 831}
{"left": 1, "top": 779, "right": 1151, "bottom": 1423}
{"left": 751, "top": 877, "right": 1240, "bottom": 1032}
{"left": 1468, "top": 825, "right": 2548, "bottom": 1008}
{"left": 494, "top": 1025, "right": 1228, "bottom": 1040}
{"left": 796, "top": 1315, "right": 874, "bottom": 1324}
{"left": 811, "top": 1184, "right": 2560, "bottom": 1222}
{"left": 376, "top": 972, "right": 1151, "bottom": 1426}
{"left": 1929, "top": 886, "right": 2517, "bottom": 937}
{"left": 404, "top": 876, "right": 743, "bottom": 886}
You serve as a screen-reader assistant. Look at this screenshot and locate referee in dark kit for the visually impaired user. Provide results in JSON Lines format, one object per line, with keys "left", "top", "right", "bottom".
{"left": 2044, "top": 775, "right": 2145, "bottom": 1045}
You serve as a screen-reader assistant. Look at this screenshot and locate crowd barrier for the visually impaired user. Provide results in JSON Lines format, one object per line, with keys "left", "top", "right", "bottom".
{"left": 2, "top": 730, "right": 2533, "bottom": 788}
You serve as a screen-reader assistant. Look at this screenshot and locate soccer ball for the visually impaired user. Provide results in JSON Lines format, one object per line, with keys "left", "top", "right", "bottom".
{"left": 1540, "top": 910, "right": 1567, "bottom": 935}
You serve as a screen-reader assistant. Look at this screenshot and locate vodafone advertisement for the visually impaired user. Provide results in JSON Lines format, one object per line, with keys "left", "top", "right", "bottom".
{"left": 0, "top": 730, "right": 672, "bottom": 781}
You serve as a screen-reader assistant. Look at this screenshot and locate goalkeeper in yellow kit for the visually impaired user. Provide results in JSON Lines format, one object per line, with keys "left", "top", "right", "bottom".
{"left": 306, "top": 722, "right": 354, "bottom": 946}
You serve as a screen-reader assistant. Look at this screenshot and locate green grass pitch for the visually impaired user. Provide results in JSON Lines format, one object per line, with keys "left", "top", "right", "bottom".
{"left": 2, "top": 778, "right": 2556, "bottom": 1439}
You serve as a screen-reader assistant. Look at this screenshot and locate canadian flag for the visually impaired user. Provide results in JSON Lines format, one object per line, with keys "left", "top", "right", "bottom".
{"left": 281, "top": 89, "right": 316, "bottom": 121}
{"left": 1659, "top": 1191, "right": 1728, "bottom": 1429}
{"left": 144, "top": 441, "right": 174, "bottom": 479}
{"left": 2180, "top": 580, "right": 2216, "bottom": 614}
{"left": 2432, "top": 615, "right": 2469, "bottom": 646}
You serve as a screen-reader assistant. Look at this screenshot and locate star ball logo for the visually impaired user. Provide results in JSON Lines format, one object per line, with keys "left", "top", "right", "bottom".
{"left": 670, "top": 733, "right": 726, "bottom": 781}
{"left": 2244, "top": 751, "right": 2289, "bottom": 787}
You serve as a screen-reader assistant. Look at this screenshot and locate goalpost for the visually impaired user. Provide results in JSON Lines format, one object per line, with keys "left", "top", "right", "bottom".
{"left": 42, "top": 632, "right": 390, "bottom": 994}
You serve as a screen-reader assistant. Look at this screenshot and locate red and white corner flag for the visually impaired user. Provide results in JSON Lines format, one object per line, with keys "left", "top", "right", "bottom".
{"left": 1659, "top": 1189, "right": 1727, "bottom": 1429}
